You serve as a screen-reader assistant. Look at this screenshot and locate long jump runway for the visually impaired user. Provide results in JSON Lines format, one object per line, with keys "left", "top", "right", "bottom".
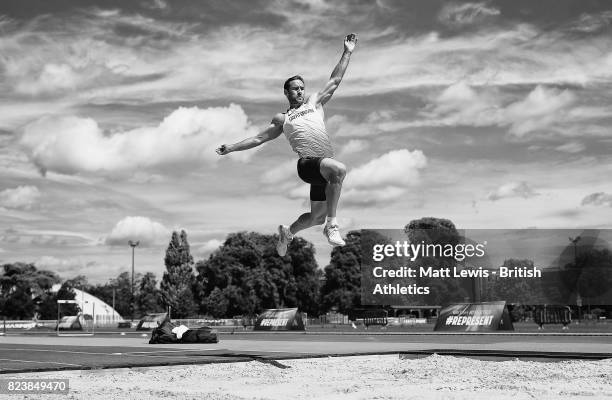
{"left": 1, "top": 333, "right": 611, "bottom": 374}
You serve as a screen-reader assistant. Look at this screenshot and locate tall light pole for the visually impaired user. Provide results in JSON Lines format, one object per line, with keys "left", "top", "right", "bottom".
{"left": 128, "top": 240, "right": 140, "bottom": 321}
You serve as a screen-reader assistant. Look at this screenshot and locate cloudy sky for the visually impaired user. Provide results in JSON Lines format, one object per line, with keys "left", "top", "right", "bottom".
{"left": 1, "top": 0, "right": 611, "bottom": 283}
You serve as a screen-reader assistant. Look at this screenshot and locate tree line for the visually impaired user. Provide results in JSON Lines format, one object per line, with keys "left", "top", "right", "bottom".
{"left": 2, "top": 218, "right": 609, "bottom": 320}
{"left": 1, "top": 228, "right": 351, "bottom": 320}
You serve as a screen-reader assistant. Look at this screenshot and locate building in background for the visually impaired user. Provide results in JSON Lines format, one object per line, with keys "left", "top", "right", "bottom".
{"left": 51, "top": 284, "right": 124, "bottom": 325}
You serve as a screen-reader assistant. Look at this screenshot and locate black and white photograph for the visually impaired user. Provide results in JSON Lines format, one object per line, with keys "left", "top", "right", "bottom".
{"left": 0, "top": 0, "right": 611, "bottom": 398}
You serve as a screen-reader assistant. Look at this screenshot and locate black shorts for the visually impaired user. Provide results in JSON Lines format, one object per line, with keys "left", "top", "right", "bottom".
{"left": 297, "top": 157, "right": 327, "bottom": 201}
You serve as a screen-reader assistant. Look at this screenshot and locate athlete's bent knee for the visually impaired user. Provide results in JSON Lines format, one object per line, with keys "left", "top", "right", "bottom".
{"left": 327, "top": 162, "right": 346, "bottom": 184}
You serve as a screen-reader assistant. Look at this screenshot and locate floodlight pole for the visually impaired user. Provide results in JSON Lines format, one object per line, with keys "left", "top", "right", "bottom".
{"left": 128, "top": 240, "right": 140, "bottom": 322}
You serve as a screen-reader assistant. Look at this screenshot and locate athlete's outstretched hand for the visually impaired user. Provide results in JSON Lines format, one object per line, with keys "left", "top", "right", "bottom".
{"left": 344, "top": 33, "right": 357, "bottom": 53}
{"left": 216, "top": 144, "right": 230, "bottom": 155}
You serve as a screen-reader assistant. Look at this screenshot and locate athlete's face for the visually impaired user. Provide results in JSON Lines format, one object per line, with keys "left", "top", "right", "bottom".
{"left": 284, "top": 79, "right": 305, "bottom": 106}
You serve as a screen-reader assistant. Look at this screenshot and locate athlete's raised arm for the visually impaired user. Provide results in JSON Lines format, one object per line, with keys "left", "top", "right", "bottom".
{"left": 312, "top": 33, "right": 357, "bottom": 107}
{"left": 216, "top": 113, "right": 284, "bottom": 155}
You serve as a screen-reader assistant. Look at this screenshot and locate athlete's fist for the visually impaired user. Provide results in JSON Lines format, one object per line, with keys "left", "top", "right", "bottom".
{"left": 344, "top": 33, "right": 357, "bottom": 53}
{"left": 216, "top": 144, "right": 230, "bottom": 155}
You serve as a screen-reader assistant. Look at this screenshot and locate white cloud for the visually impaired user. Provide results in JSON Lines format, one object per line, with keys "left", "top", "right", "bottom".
{"left": 143, "top": 0, "right": 169, "bottom": 10}
{"left": 19, "top": 104, "right": 259, "bottom": 176}
{"left": 34, "top": 256, "right": 120, "bottom": 282}
{"left": 0, "top": 185, "right": 41, "bottom": 209}
{"left": 438, "top": 2, "right": 500, "bottom": 27}
{"left": 581, "top": 192, "right": 612, "bottom": 207}
{"left": 195, "top": 239, "right": 223, "bottom": 256}
{"left": 420, "top": 81, "right": 501, "bottom": 127}
{"left": 349, "top": 23, "right": 612, "bottom": 97}
{"left": 327, "top": 111, "right": 396, "bottom": 138}
{"left": 504, "top": 86, "right": 576, "bottom": 137}
{"left": 415, "top": 83, "right": 579, "bottom": 139}
{"left": 326, "top": 115, "right": 370, "bottom": 138}
{"left": 105, "top": 216, "right": 170, "bottom": 246}
{"left": 570, "top": 12, "right": 612, "bottom": 33}
{"left": 342, "top": 186, "right": 407, "bottom": 206}
{"left": 259, "top": 151, "right": 433, "bottom": 201}
{"left": 344, "top": 149, "right": 427, "bottom": 189}
{"left": 340, "top": 149, "right": 427, "bottom": 206}
{"left": 338, "top": 139, "right": 368, "bottom": 157}
{"left": 2, "top": 5, "right": 612, "bottom": 133}
{"left": 260, "top": 160, "right": 296, "bottom": 185}
{"left": 35, "top": 255, "right": 83, "bottom": 271}
{"left": 287, "top": 184, "right": 310, "bottom": 200}
{"left": 0, "top": 229, "right": 95, "bottom": 246}
{"left": 487, "top": 181, "right": 539, "bottom": 201}
{"left": 555, "top": 142, "right": 585, "bottom": 153}
{"left": 0, "top": 100, "right": 73, "bottom": 131}
{"left": 21, "top": 229, "right": 96, "bottom": 244}
{"left": 16, "top": 63, "right": 80, "bottom": 95}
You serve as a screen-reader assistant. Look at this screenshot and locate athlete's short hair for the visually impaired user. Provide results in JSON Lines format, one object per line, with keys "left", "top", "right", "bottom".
{"left": 284, "top": 75, "right": 304, "bottom": 91}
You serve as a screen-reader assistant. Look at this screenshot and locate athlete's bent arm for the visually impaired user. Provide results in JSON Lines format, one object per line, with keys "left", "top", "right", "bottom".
{"left": 216, "top": 113, "right": 284, "bottom": 155}
{"left": 312, "top": 33, "right": 358, "bottom": 107}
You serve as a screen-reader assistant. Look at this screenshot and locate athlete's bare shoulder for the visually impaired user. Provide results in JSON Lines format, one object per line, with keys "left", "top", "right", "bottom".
{"left": 272, "top": 112, "right": 285, "bottom": 127}
{"left": 305, "top": 94, "right": 316, "bottom": 106}
{"left": 305, "top": 94, "right": 323, "bottom": 110}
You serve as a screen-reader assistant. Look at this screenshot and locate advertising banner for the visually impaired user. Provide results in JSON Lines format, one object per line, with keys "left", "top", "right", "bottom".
{"left": 136, "top": 313, "right": 168, "bottom": 330}
{"left": 434, "top": 301, "right": 514, "bottom": 332}
{"left": 254, "top": 308, "right": 305, "bottom": 331}
{"left": 1, "top": 319, "right": 55, "bottom": 333}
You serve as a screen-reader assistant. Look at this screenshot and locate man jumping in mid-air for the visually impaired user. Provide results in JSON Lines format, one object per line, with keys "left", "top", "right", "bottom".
{"left": 217, "top": 33, "right": 358, "bottom": 256}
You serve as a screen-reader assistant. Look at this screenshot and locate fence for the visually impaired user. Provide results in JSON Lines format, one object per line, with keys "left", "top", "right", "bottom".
{"left": 534, "top": 305, "right": 572, "bottom": 328}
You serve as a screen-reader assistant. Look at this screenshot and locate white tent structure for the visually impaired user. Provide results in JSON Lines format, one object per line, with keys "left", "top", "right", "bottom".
{"left": 51, "top": 284, "right": 124, "bottom": 326}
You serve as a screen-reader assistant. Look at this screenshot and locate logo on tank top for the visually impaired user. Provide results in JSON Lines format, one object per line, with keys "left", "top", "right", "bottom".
{"left": 288, "top": 107, "right": 315, "bottom": 122}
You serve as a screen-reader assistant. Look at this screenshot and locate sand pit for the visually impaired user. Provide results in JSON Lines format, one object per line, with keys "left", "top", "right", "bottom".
{"left": 5, "top": 354, "right": 612, "bottom": 399}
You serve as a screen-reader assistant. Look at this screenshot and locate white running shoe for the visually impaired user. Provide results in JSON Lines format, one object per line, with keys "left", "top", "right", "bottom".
{"left": 323, "top": 224, "right": 346, "bottom": 246}
{"left": 276, "top": 225, "right": 293, "bottom": 256}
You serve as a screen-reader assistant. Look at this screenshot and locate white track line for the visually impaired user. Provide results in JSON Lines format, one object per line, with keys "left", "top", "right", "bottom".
{"left": 1, "top": 348, "right": 128, "bottom": 356}
{"left": 0, "top": 358, "right": 84, "bottom": 367}
{"left": 126, "top": 349, "right": 222, "bottom": 354}
{"left": 0, "top": 347, "right": 308, "bottom": 359}
{"left": 1, "top": 347, "right": 225, "bottom": 357}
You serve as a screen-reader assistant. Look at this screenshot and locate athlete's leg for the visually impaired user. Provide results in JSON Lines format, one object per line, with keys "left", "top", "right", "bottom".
{"left": 319, "top": 158, "right": 346, "bottom": 219}
{"left": 318, "top": 158, "right": 347, "bottom": 246}
{"left": 278, "top": 158, "right": 330, "bottom": 257}
{"left": 289, "top": 200, "right": 327, "bottom": 235}
{"left": 277, "top": 200, "right": 326, "bottom": 256}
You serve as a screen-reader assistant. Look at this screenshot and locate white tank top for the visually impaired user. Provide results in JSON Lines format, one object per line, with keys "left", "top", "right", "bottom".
{"left": 283, "top": 103, "right": 334, "bottom": 158}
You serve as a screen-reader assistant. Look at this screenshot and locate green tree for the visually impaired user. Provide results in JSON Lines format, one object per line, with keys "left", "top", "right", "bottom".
{"left": 64, "top": 275, "right": 90, "bottom": 291}
{"left": 85, "top": 271, "right": 161, "bottom": 320}
{"left": 204, "top": 287, "right": 228, "bottom": 318}
{"left": 195, "top": 231, "right": 320, "bottom": 317}
{"left": 320, "top": 230, "right": 363, "bottom": 314}
{"left": 107, "top": 272, "right": 134, "bottom": 319}
{"left": 87, "top": 282, "right": 116, "bottom": 315}
{"left": 482, "top": 259, "right": 546, "bottom": 304}
{"left": 288, "top": 238, "right": 322, "bottom": 316}
{"left": 405, "top": 217, "right": 469, "bottom": 305}
{"left": 51, "top": 281, "right": 79, "bottom": 318}
{"left": 560, "top": 248, "right": 612, "bottom": 305}
{"left": 136, "top": 272, "right": 164, "bottom": 315}
{"left": 0, "top": 263, "right": 60, "bottom": 319}
{"left": 404, "top": 217, "right": 460, "bottom": 246}
{"left": 160, "top": 230, "right": 197, "bottom": 318}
